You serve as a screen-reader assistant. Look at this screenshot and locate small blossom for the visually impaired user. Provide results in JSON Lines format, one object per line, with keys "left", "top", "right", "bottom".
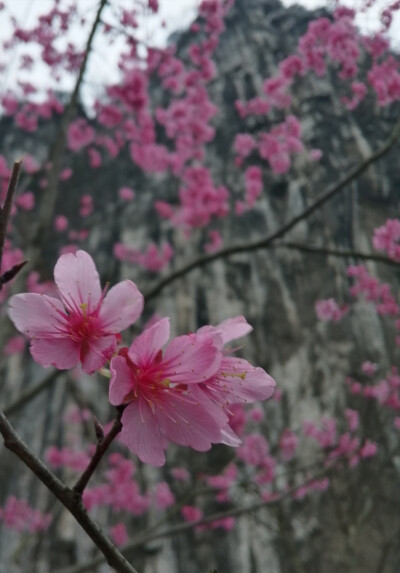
{"left": 8, "top": 250, "right": 144, "bottom": 373}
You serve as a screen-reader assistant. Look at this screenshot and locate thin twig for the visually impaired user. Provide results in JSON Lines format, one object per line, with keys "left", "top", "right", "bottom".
{"left": 0, "top": 160, "right": 22, "bottom": 275}
{"left": 0, "top": 409, "right": 139, "bottom": 573}
{"left": 144, "top": 117, "right": 400, "bottom": 303}
{"left": 275, "top": 242, "right": 400, "bottom": 267}
{"left": 73, "top": 407, "right": 124, "bottom": 495}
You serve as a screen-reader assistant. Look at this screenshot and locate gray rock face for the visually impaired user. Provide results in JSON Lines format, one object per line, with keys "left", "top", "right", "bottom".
{"left": 1, "top": 0, "right": 400, "bottom": 571}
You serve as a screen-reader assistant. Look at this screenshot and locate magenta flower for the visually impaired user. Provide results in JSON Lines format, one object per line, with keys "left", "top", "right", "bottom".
{"left": 8, "top": 250, "right": 144, "bottom": 373}
{"left": 109, "top": 318, "right": 228, "bottom": 466}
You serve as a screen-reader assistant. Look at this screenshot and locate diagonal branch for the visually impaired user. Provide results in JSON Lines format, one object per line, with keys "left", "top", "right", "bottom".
{"left": 0, "top": 409, "right": 139, "bottom": 573}
{"left": 274, "top": 242, "right": 400, "bottom": 267}
{"left": 144, "top": 117, "right": 400, "bottom": 303}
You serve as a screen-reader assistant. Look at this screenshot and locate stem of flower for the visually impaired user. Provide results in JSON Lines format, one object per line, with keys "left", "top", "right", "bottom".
{"left": 73, "top": 406, "right": 125, "bottom": 495}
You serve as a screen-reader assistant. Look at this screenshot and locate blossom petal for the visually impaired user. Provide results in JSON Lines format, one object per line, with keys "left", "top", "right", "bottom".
{"left": 81, "top": 335, "right": 116, "bottom": 374}
{"left": 119, "top": 401, "right": 166, "bottom": 466}
{"left": 100, "top": 280, "right": 144, "bottom": 332}
{"left": 54, "top": 250, "right": 102, "bottom": 314}
{"left": 163, "top": 334, "right": 221, "bottom": 384}
{"left": 212, "top": 356, "right": 276, "bottom": 404}
{"left": 110, "top": 355, "right": 133, "bottom": 405}
{"left": 198, "top": 315, "right": 252, "bottom": 347}
{"left": 8, "top": 293, "right": 66, "bottom": 337}
{"left": 215, "top": 315, "right": 253, "bottom": 345}
{"left": 220, "top": 425, "right": 242, "bottom": 447}
{"left": 128, "top": 318, "right": 170, "bottom": 365}
{"left": 30, "top": 337, "right": 80, "bottom": 369}
{"left": 157, "top": 391, "right": 222, "bottom": 451}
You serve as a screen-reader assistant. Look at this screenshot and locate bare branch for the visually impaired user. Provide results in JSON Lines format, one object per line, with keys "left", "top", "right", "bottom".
{"left": 275, "top": 242, "right": 400, "bottom": 267}
{"left": 144, "top": 117, "right": 400, "bottom": 303}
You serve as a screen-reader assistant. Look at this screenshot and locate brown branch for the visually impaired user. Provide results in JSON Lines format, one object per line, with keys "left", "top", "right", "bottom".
{"left": 275, "top": 242, "right": 400, "bottom": 267}
{"left": 0, "top": 160, "right": 22, "bottom": 278}
{"left": 3, "top": 369, "right": 61, "bottom": 417}
{"left": 73, "top": 407, "right": 124, "bottom": 495}
{"left": 0, "top": 409, "right": 139, "bottom": 573}
{"left": 144, "top": 117, "right": 400, "bottom": 303}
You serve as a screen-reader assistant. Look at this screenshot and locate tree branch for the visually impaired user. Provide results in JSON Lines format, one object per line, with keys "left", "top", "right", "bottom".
{"left": 274, "top": 241, "right": 400, "bottom": 267}
{"left": 0, "top": 409, "right": 139, "bottom": 573}
{"left": 144, "top": 117, "right": 400, "bottom": 303}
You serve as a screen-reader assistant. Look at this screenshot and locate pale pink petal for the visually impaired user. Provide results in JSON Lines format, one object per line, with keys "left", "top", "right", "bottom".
{"left": 220, "top": 425, "right": 242, "bottom": 447}
{"left": 110, "top": 356, "right": 133, "bottom": 405}
{"left": 81, "top": 335, "right": 116, "bottom": 374}
{"left": 163, "top": 334, "right": 221, "bottom": 384}
{"left": 54, "top": 250, "right": 102, "bottom": 313}
{"left": 8, "top": 293, "right": 66, "bottom": 337}
{"left": 187, "top": 385, "right": 230, "bottom": 427}
{"left": 30, "top": 337, "right": 80, "bottom": 369}
{"left": 120, "top": 401, "right": 166, "bottom": 466}
{"left": 100, "top": 280, "right": 144, "bottom": 332}
{"left": 212, "top": 357, "right": 276, "bottom": 404}
{"left": 157, "top": 391, "right": 222, "bottom": 451}
{"left": 198, "top": 316, "right": 252, "bottom": 347}
{"left": 215, "top": 316, "right": 253, "bottom": 345}
{"left": 128, "top": 318, "right": 170, "bottom": 365}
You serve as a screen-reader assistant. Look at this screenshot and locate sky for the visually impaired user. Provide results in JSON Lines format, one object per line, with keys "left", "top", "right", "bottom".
{"left": 0, "top": 0, "right": 398, "bottom": 108}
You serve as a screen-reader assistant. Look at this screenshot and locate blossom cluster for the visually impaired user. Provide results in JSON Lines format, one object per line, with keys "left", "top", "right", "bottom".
{"left": 8, "top": 250, "right": 276, "bottom": 466}
{"left": 0, "top": 496, "right": 51, "bottom": 533}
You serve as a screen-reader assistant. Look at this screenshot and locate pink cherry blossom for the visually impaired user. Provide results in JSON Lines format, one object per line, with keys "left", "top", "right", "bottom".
{"left": 196, "top": 316, "right": 276, "bottom": 434}
{"left": 119, "top": 186, "right": 135, "bottom": 201}
{"left": 109, "top": 317, "right": 228, "bottom": 466}
{"left": 54, "top": 215, "right": 69, "bottom": 232}
{"left": 0, "top": 496, "right": 51, "bottom": 533}
{"left": 154, "top": 482, "right": 175, "bottom": 509}
{"left": 315, "top": 298, "right": 349, "bottom": 322}
{"left": 8, "top": 250, "right": 144, "bottom": 374}
{"left": 182, "top": 505, "right": 203, "bottom": 522}
{"left": 110, "top": 523, "right": 128, "bottom": 546}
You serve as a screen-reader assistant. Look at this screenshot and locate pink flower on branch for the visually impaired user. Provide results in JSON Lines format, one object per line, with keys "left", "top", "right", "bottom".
{"left": 196, "top": 316, "right": 276, "bottom": 415}
{"left": 8, "top": 250, "right": 144, "bottom": 373}
{"left": 109, "top": 318, "right": 226, "bottom": 466}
